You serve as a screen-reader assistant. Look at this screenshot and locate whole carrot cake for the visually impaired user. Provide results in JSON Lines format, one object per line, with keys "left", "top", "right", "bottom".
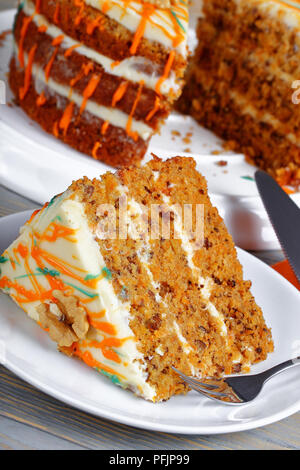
{"left": 178, "top": 0, "right": 300, "bottom": 188}
{"left": 10, "top": 0, "right": 188, "bottom": 167}
{"left": 0, "top": 156, "right": 273, "bottom": 401}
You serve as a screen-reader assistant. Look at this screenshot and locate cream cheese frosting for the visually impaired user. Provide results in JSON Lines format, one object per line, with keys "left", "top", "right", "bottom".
{"left": 14, "top": 42, "right": 153, "bottom": 141}
{"left": 0, "top": 191, "right": 156, "bottom": 400}
{"left": 22, "top": 0, "right": 181, "bottom": 96}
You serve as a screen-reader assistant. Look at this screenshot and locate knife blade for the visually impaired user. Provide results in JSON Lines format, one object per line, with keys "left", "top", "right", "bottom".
{"left": 255, "top": 170, "right": 300, "bottom": 283}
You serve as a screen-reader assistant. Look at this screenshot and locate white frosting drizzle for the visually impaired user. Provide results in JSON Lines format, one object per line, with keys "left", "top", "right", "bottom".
{"left": 14, "top": 42, "right": 153, "bottom": 140}
{"left": 22, "top": 0, "right": 180, "bottom": 96}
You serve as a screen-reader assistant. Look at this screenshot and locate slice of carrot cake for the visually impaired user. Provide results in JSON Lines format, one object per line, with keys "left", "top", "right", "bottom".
{"left": 0, "top": 156, "right": 273, "bottom": 401}
{"left": 9, "top": 0, "right": 188, "bottom": 167}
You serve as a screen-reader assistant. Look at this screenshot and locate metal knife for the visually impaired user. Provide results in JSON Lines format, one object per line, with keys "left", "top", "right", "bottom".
{"left": 255, "top": 170, "right": 300, "bottom": 283}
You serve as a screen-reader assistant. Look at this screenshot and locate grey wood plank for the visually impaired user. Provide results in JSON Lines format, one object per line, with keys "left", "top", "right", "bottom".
{"left": 0, "top": 1, "right": 17, "bottom": 12}
{"left": 0, "top": 366, "right": 299, "bottom": 450}
{"left": 0, "top": 185, "right": 39, "bottom": 214}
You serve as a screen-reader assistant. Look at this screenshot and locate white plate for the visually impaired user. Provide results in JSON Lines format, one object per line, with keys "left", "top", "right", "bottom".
{"left": 1, "top": 8, "right": 300, "bottom": 250}
{"left": 1, "top": 210, "right": 300, "bottom": 434}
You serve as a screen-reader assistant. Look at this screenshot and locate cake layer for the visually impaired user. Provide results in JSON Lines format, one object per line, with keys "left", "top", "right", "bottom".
{"left": 178, "top": 76, "right": 300, "bottom": 179}
{"left": 206, "top": 0, "right": 300, "bottom": 56}
{"left": 21, "top": 0, "right": 182, "bottom": 98}
{"left": 14, "top": 10, "right": 170, "bottom": 130}
{"left": 10, "top": 57, "right": 149, "bottom": 167}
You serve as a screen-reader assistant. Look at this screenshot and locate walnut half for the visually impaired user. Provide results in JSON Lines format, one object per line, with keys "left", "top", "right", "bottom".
{"left": 37, "top": 290, "right": 89, "bottom": 348}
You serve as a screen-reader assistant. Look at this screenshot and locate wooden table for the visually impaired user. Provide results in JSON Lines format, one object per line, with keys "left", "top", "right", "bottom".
{"left": 0, "top": 0, "right": 299, "bottom": 451}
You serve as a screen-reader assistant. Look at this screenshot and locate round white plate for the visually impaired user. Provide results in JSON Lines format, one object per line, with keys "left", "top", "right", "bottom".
{"left": 1, "top": 9, "right": 300, "bottom": 250}
{"left": 1, "top": 210, "right": 300, "bottom": 434}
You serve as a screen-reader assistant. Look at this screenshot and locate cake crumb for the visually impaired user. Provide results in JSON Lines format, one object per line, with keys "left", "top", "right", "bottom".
{"left": 171, "top": 130, "right": 181, "bottom": 137}
{"left": 215, "top": 160, "right": 228, "bottom": 167}
{"left": 0, "top": 29, "right": 12, "bottom": 47}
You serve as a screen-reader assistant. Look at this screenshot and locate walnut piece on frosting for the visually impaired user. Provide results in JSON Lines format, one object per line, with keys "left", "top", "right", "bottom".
{"left": 142, "top": 0, "right": 171, "bottom": 8}
{"left": 37, "top": 290, "right": 89, "bottom": 348}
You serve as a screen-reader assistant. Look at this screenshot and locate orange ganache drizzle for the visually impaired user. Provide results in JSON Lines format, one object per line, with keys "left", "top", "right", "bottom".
{"left": 86, "top": 15, "right": 105, "bottom": 35}
{"left": 130, "top": 4, "right": 155, "bottom": 55}
{"left": 53, "top": 120, "right": 59, "bottom": 137}
{"left": 111, "top": 81, "right": 129, "bottom": 107}
{"left": 146, "top": 95, "right": 160, "bottom": 121}
{"left": 36, "top": 91, "right": 47, "bottom": 106}
{"left": 52, "top": 34, "right": 65, "bottom": 47}
{"left": 101, "top": 120, "right": 110, "bottom": 135}
{"left": 126, "top": 80, "right": 144, "bottom": 141}
{"left": 53, "top": 3, "right": 60, "bottom": 25}
{"left": 80, "top": 74, "right": 102, "bottom": 114}
{"left": 64, "top": 43, "right": 82, "bottom": 58}
{"left": 155, "top": 50, "right": 175, "bottom": 95}
{"left": 73, "top": 349, "right": 126, "bottom": 378}
{"left": 19, "top": 43, "right": 38, "bottom": 100}
{"left": 92, "top": 141, "right": 102, "bottom": 159}
{"left": 101, "top": 1, "right": 111, "bottom": 14}
{"left": 74, "top": 0, "right": 85, "bottom": 26}
{"left": 44, "top": 46, "right": 59, "bottom": 82}
{"left": 59, "top": 102, "right": 75, "bottom": 136}
{"left": 37, "top": 24, "right": 48, "bottom": 34}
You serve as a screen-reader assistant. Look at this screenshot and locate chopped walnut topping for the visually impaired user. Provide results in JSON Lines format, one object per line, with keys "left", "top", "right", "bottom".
{"left": 36, "top": 291, "right": 89, "bottom": 348}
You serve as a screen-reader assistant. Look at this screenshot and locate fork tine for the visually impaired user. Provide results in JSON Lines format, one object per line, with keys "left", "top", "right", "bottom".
{"left": 172, "top": 367, "right": 244, "bottom": 404}
{"left": 188, "top": 383, "right": 229, "bottom": 398}
{"left": 188, "top": 379, "right": 220, "bottom": 390}
{"left": 176, "top": 375, "right": 229, "bottom": 398}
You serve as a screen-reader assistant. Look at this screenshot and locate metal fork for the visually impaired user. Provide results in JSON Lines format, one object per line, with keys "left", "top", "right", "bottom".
{"left": 173, "top": 356, "right": 300, "bottom": 404}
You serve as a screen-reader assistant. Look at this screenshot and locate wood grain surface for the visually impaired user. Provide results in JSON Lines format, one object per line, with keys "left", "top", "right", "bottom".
{"left": 0, "top": 0, "right": 299, "bottom": 450}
